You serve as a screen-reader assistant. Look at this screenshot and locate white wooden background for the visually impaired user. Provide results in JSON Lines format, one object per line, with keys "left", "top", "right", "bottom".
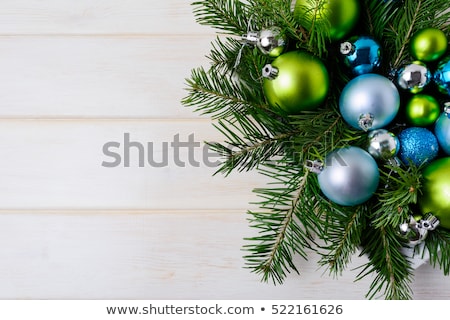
{"left": 0, "top": 0, "right": 449, "bottom": 300}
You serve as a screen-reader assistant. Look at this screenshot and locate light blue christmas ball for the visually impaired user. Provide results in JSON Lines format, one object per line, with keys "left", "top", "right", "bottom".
{"left": 340, "top": 36, "right": 381, "bottom": 76}
{"left": 339, "top": 74, "right": 400, "bottom": 131}
{"left": 318, "top": 146, "right": 380, "bottom": 206}
{"left": 398, "top": 127, "right": 439, "bottom": 166}
{"left": 435, "top": 111, "right": 450, "bottom": 155}
{"left": 434, "top": 56, "right": 450, "bottom": 96}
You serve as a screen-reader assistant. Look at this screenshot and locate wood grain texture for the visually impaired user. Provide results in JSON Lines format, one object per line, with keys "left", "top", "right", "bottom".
{"left": 0, "top": 36, "right": 212, "bottom": 118}
{"left": 0, "top": 120, "right": 268, "bottom": 210}
{"left": 0, "top": 0, "right": 448, "bottom": 300}
{"left": 0, "top": 0, "right": 211, "bottom": 35}
{"left": 0, "top": 211, "right": 448, "bottom": 300}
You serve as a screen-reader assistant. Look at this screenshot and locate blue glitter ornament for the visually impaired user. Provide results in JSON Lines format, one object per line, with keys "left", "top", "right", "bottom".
{"left": 398, "top": 127, "right": 439, "bottom": 166}
{"left": 339, "top": 74, "right": 400, "bottom": 131}
{"left": 435, "top": 105, "right": 450, "bottom": 155}
{"left": 340, "top": 36, "right": 381, "bottom": 76}
{"left": 434, "top": 56, "right": 450, "bottom": 96}
{"left": 316, "top": 146, "right": 379, "bottom": 206}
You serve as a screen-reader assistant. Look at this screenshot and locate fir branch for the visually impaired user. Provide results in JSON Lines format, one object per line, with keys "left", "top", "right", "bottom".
{"left": 182, "top": 67, "right": 267, "bottom": 119}
{"left": 370, "top": 163, "right": 422, "bottom": 229}
{"left": 192, "top": 0, "right": 250, "bottom": 35}
{"left": 358, "top": 225, "right": 414, "bottom": 300}
{"left": 246, "top": 0, "right": 306, "bottom": 44}
{"left": 207, "top": 36, "right": 244, "bottom": 76}
{"left": 319, "top": 205, "right": 367, "bottom": 276}
{"left": 426, "top": 228, "right": 450, "bottom": 276}
{"left": 244, "top": 165, "right": 322, "bottom": 284}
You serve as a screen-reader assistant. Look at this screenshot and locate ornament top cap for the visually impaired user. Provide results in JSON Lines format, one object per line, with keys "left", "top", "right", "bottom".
{"left": 262, "top": 64, "right": 279, "bottom": 80}
{"left": 241, "top": 32, "right": 259, "bottom": 44}
{"left": 340, "top": 41, "right": 355, "bottom": 55}
{"left": 304, "top": 160, "right": 323, "bottom": 174}
{"left": 444, "top": 102, "right": 450, "bottom": 116}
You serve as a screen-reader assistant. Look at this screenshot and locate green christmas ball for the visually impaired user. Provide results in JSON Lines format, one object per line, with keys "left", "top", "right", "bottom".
{"left": 262, "top": 51, "right": 329, "bottom": 114}
{"left": 419, "top": 157, "right": 450, "bottom": 229}
{"left": 405, "top": 94, "right": 440, "bottom": 126}
{"left": 410, "top": 28, "right": 448, "bottom": 62}
{"left": 294, "top": 0, "right": 360, "bottom": 41}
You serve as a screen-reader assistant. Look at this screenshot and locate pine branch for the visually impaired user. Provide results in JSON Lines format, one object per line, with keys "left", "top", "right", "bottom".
{"left": 370, "top": 162, "right": 422, "bottom": 229}
{"left": 244, "top": 165, "right": 322, "bottom": 284}
{"left": 357, "top": 225, "right": 414, "bottom": 300}
{"left": 182, "top": 67, "right": 267, "bottom": 119}
{"left": 319, "top": 205, "right": 367, "bottom": 276}
{"left": 426, "top": 228, "right": 450, "bottom": 276}
{"left": 192, "top": 0, "right": 250, "bottom": 35}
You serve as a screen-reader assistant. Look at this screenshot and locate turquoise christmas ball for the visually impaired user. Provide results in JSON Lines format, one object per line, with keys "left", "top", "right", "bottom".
{"left": 434, "top": 56, "right": 450, "bottom": 96}
{"left": 318, "top": 146, "right": 380, "bottom": 206}
{"left": 339, "top": 74, "right": 400, "bottom": 131}
{"left": 340, "top": 36, "right": 382, "bottom": 76}
{"left": 435, "top": 111, "right": 450, "bottom": 155}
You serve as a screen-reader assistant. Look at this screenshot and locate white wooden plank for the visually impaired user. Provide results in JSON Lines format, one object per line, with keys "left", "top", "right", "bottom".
{"left": 0, "top": 36, "right": 214, "bottom": 118}
{"left": 0, "top": 120, "right": 269, "bottom": 210}
{"left": 0, "top": 211, "right": 448, "bottom": 299}
{"left": 0, "top": 0, "right": 212, "bottom": 35}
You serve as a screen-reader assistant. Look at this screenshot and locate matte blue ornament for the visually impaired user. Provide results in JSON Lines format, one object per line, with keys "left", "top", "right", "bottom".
{"left": 316, "top": 146, "right": 380, "bottom": 206}
{"left": 435, "top": 105, "right": 450, "bottom": 155}
{"left": 434, "top": 56, "right": 450, "bottom": 96}
{"left": 398, "top": 127, "right": 439, "bottom": 166}
{"left": 339, "top": 74, "right": 400, "bottom": 131}
{"left": 340, "top": 36, "right": 381, "bottom": 76}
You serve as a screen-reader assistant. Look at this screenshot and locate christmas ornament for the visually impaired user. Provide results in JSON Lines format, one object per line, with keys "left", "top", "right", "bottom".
{"left": 309, "top": 146, "right": 380, "bottom": 206}
{"left": 367, "top": 129, "right": 399, "bottom": 161}
{"left": 339, "top": 74, "right": 400, "bottom": 131}
{"left": 241, "top": 27, "right": 287, "bottom": 57}
{"left": 434, "top": 104, "right": 450, "bottom": 155}
{"left": 405, "top": 94, "right": 440, "bottom": 126}
{"left": 396, "top": 61, "right": 431, "bottom": 93}
{"left": 293, "top": 0, "right": 360, "bottom": 41}
{"left": 399, "top": 214, "right": 440, "bottom": 246}
{"left": 410, "top": 28, "right": 448, "bottom": 62}
{"left": 262, "top": 50, "right": 329, "bottom": 113}
{"left": 398, "top": 127, "right": 439, "bottom": 166}
{"left": 434, "top": 56, "right": 450, "bottom": 96}
{"left": 339, "top": 36, "right": 382, "bottom": 76}
{"left": 419, "top": 157, "right": 450, "bottom": 229}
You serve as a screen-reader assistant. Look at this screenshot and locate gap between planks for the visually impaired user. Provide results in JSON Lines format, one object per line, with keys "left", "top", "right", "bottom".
{"left": 0, "top": 209, "right": 249, "bottom": 215}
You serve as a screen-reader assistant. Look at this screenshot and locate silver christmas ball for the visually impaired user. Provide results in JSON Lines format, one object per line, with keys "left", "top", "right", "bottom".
{"left": 242, "top": 27, "right": 287, "bottom": 57}
{"left": 396, "top": 61, "right": 431, "bottom": 93}
{"left": 367, "top": 129, "right": 399, "bottom": 161}
{"left": 317, "top": 146, "right": 380, "bottom": 206}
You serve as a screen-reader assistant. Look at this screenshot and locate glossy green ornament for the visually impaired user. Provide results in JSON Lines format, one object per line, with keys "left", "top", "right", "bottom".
{"left": 262, "top": 51, "right": 329, "bottom": 114}
{"left": 410, "top": 28, "right": 448, "bottom": 62}
{"left": 419, "top": 157, "right": 450, "bottom": 229}
{"left": 405, "top": 94, "right": 440, "bottom": 126}
{"left": 294, "top": 0, "right": 359, "bottom": 41}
